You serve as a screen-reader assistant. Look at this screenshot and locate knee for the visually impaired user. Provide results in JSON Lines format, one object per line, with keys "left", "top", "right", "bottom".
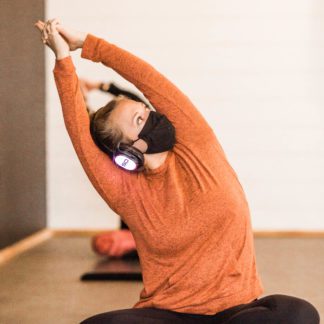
{"left": 80, "top": 311, "right": 123, "bottom": 324}
{"left": 270, "top": 294, "right": 320, "bottom": 324}
{"left": 294, "top": 297, "right": 320, "bottom": 324}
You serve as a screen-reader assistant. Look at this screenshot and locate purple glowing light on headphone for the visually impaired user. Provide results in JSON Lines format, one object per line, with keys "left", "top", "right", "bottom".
{"left": 114, "top": 155, "right": 137, "bottom": 171}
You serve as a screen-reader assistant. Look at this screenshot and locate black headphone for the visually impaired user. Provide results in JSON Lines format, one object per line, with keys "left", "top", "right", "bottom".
{"left": 89, "top": 112, "right": 145, "bottom": 172}
{"left": 113, "top": 142, "right": 145, "bottom": 172}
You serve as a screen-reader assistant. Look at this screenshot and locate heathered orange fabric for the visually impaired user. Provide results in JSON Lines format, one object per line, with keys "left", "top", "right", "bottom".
{"left": 53, "top": 34, "right": 264, "bottom": 315}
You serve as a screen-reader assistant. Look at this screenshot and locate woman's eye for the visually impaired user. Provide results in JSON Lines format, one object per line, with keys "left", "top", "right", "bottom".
{"left": 137, "top": 117, "right": 143, "bottom": 125}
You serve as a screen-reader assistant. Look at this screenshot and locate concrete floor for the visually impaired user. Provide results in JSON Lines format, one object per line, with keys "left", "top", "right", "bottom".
{"left": 0, "top": 237, "right": 323, "bottom": 324}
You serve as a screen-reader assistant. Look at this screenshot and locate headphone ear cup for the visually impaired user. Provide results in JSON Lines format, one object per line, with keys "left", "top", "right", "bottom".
{"left": 114, "top": 143, "right": 145, "bottom": 172}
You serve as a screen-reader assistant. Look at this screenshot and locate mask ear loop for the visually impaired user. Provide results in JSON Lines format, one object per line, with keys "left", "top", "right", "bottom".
{"left": 131, "top": 138, "right": 151, "bottom": 155}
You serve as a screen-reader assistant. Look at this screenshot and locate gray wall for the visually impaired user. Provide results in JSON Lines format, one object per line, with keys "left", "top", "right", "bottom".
{"left": 0, "top": 0, "right": 46, "bottom": 249}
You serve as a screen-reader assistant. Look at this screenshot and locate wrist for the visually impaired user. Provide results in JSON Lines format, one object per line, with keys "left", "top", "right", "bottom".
{"left": 77, "top": 32, "right": 88, "bottom": 49}
{"left": 55, "top": 51, "right": 70, "bottom": 60}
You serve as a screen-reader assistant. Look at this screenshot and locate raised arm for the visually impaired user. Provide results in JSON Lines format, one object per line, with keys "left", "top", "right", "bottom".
{"left": 35, "top": 19, "right": 126, "bottom": 208}
{"left": 80, "top": 34, "right": 215, "bottom": 148}
{"left": 53, "top": 57, "right": 125, "bottom": 204}
{"left": 51, "top": 20, "right": 218, "bottom": 153}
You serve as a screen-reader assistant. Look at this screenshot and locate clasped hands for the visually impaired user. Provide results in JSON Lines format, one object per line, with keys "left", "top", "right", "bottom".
{"left": 34, "top": 18, "right": 87, "bottom": 59}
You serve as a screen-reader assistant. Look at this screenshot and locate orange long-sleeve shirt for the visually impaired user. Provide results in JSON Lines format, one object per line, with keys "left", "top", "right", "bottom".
{"left": 53, "top": 34, "right": 263, "bottom": 315}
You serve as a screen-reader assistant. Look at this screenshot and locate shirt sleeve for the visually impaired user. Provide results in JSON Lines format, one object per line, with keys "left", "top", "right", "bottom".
{"left": 81, "top": 34, "right": 215, "bottom": 150}
{"left": 53, "top": 56, "right": 126, "bottom": 208}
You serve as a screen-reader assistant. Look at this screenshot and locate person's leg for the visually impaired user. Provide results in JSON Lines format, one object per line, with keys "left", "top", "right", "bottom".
{"left": 225, "top": 294, "right": 320, "bottom": 324}
{"left": 80, "top": 307, "right": 214, "bottom": 324}
{"left": 80, "top": 295, "right": 320, "bottom": 324}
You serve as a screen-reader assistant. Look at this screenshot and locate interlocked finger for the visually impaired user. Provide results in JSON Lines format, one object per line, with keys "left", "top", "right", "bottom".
{"left": 41, "top": 21, "right": 49, "bottom": 37}
{"left": 43, "top": 21, "right": 54, "bottom": 42}
{"left": 45, "top": 19, "right": 59, "bottom": 38}
{"left": 49, "top": 18, "right": 59, "bottom": 27}
{"left": 34, "top": 21, "right": 50, "bottom": 45}
{"left": 45, "top": 21, "right": 51, "bottom": 35}
{"left": 42, "top": 25, "right": 49, "bottom": 43}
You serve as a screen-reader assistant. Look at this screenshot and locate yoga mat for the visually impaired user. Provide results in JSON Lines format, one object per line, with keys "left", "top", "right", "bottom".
{"left": 81, "top": 251, "right": 142, "bottom": 281}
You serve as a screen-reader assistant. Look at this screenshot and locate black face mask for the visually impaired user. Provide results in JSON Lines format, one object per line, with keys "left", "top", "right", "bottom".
{"left": 133, "top": 110, "right": 176, "bottom": 154}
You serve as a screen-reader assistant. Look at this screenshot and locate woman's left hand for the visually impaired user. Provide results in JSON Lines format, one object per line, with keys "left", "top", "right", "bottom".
{"left": 55, "top": 22, "right": 87, "bottom": 51}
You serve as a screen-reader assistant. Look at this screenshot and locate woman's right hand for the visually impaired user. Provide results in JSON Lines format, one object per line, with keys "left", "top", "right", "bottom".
{"left": 55, "top": 23, "right": 87, "bottom": 51}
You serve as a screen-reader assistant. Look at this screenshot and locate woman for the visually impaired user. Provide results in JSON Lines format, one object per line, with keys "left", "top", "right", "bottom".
{"left": 34, "top": 19, "right": 320, "bottom": 324}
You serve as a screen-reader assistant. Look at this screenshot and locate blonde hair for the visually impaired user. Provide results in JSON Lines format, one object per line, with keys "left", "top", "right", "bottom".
{"left": 90, "top": 98, "right": 132, "bottom": 154}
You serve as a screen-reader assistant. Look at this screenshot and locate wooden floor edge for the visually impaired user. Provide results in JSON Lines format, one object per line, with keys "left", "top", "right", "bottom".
{"left": 0, "top": 229, "right": 53, "bottom": 265}
{"left": 51, "top": 229, "right": 112, "bottom": 237}
{"left": 51, "top": 229, "right": 324, "bottom": 238}
{"left": 254, "top": 231, "right": 324, "bottom": 238}
{"left": 1, "top": 228, "right": 322, "bottom": 265}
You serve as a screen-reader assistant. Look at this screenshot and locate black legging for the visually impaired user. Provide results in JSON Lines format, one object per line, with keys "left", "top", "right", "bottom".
{"left": 80, "top": 294, "right": 320, "bottom": 324}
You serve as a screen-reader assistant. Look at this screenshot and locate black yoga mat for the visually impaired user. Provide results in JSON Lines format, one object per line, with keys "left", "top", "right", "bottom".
{"left": 81, "top": 251, "right": 142, "bottom": 281}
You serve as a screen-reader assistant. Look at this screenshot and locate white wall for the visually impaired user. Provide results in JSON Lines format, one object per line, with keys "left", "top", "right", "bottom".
{"left": 46, "top": 0, "right": 324, "bottom": 230}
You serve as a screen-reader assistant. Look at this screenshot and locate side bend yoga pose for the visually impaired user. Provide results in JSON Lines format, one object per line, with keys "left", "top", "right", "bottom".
{"left": 35, "top": 19, "right": 320, "bottom": 324}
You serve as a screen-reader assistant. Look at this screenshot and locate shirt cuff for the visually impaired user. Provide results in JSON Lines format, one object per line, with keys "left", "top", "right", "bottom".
{"left": 81, "top": 33, "right": 102, "bottom": 62}
{"left": 53, "top": 56, "right": 75, "bottom": 74}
